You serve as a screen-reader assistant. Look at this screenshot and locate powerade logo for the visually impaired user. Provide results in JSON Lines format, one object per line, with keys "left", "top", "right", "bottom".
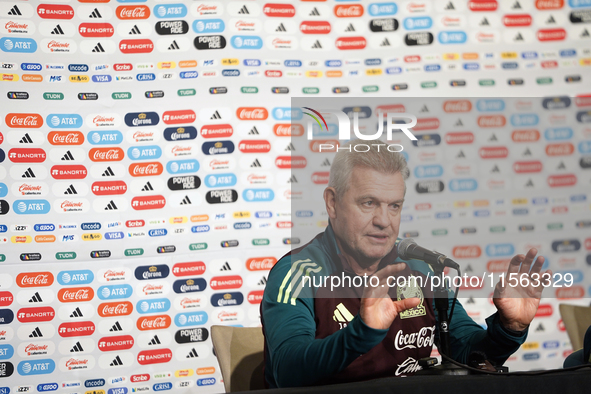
{"left": 243, "top": 59, "right": 261, "bottom": 66}
{"left": 205, "top": 174, "right": 237, "bottom": 187}
{"left": 92, "top": 75, "right": 112, "bottom": 83}
{"left": 85, "top": 379, "right": 105, "bottom": 388}
{"left": 1, "top": 38, "right": 37, "bottom": 53}
{"left": 68, "top": 64, "right": 88, "bottom": 72}
{"left": 438, "top": 31, "right": 467, "bottom": 44}
{"left": 511, "top": 114, "right": 539, "bottom": 127}
{"left": 105, "top": 231, "right": 124, "bottom": 240}
{"left": 193, "top": 19, "right": 224, "bottom": 33}
{"left": 368, "top": 2, "right": 397, "bottom": 16}
{"left": 88, "top": 130, "right": 123, "bottom": 145}
{"left": 414, "top": 165, "right": 443, "bottom": 178}
{"left": 191, "top": 225, "right": 210, "bottom": 233}
{"left": 14, "top": 200, "right": 50, "bottom": 215}
{"left": 180, "top": 71, "right": 197, "bottom": 79}
{"left": 477, "top": 99, "right": 505, "bottom": 112}
{"left": 255, "top": 211, "right": 272, "bottom": 218}
{"left": 174, "top": 311, "right": 208, "bottom": 327}
{"left": 81, "top": 222, "right": 101, "bottom": 231}
{"left": 166, "top": 159, "right": 199, "bottom": 174}
{"left": 149, "top": 228, "right": 168, "bottom": 237}
{"left": 404, "top": 17, "right": 432, "bottom": 30}
{"left": 46, "top": 114, "right": 83, "bottom": 129}
{"left": 449, "top": 179, "right": 477, "bottom": 192}
{"left": 137, "top": 298, "right": 171, "bottom": 314}
{"left": 57, "top": 270, "right": 94, "bottom": 285}
{"left": 21, "top": 63, "right": 42, "bottom": 71}
{"left": 231, "top": 36, "right": 263, "bottom": 50}
{"left": 243, "top": 189, "right": 274, "bottom": 202}
{"left": 137, "top": 73, "right": 156, "bottom": 81}
{"left": 128, "top": 146, "right": 162, "bottom": 160}
{"left": 17, "top": 359, "right": 55, "bottom": 376}
{"left": 272, "top": 107, "right": 302, "bottom": 121}
{"left": 153, "top": 383, "right": 172, "bottom": 392}
{"left": 211, "top": 292, "right": 243, "bottom": 307}
{"left": 222, "top": 69, "right": 240, "bottom": 77}
{"left": 284, "top": 60, "right": 302, "bottom": 67}
{"left": 486, "top": 243, "right": 515, "bottom": 257}
{"left": 173, "top": 278, "right": 207, "bottom": 293}
{"left": 97, "top": 284, "right": 132, "bottom": 300}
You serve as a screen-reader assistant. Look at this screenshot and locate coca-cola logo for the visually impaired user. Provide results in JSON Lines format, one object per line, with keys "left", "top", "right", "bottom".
{"left": 334, "top": 4, "right": 364, "bottom": 17}
{"left": 443, "top": 100, "right": 472, "bottom": 113}
{"left": 58, "top": 287, "right": 94, "bottom": 302}
{"left": 116, "top": 6, "right": 150, "bottom": 20}
{"left": 6, "top": 113, "right": 43, "bottom": 128}
{"left": 246, "top": 257, "right": 277, "bottom": 271}
{"left": 48, "top": 131, "right": 84, "bottom": 145}
{"left": 452, "top": 246, "right": 482, "bottom": 258}
{"left": 89, "top": 148, "right": 124, "bottom": 162}
{"left": 394, "top": 326, "right": 435, "bottom": 350}
{"left": 98, "top": 301, "right": 133, "bottom": 317}
{"left": 236, "top": 107, "right": 268, "bottom": 120}
{"left": 129, "top": 162, "right": 163, "bottom": 177}
{"left": 17, "top": 272, "right": 54, "bottom": 287}
{"left": 137, "top": 315, "right": 171, "bottom": 331}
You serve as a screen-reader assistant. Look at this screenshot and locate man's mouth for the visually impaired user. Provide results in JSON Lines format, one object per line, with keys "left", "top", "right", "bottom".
{"left": 367, "top": 234, "right": 389, "bottom": 241}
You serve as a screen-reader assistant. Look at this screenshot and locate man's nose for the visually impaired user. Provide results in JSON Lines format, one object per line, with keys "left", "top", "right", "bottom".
{"left": 372, "top": 204, "right": 389, "bottom": 228}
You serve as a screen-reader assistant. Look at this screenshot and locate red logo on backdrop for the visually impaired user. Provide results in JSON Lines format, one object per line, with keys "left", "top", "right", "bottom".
{"left": 8, "top": 148, "right": 46, "bottom": 163}
{"left": 335, "top": 37, "right": 366, "bottom": 50}
{"left": 452, "top": 246, "right": 482, "bottom": 258}
{"left": 131, "top": 374, "right": 150, "bottom": 383}
{"left": 37, "top": 4, "right": 75, "bottom": 19}
{"left": 445, "top": 132, "right": 474, "bottom": 144}
{"left": 556, "top": 286, "right": 584, "bottom": 299}
{"left": 89, "top": 148, "right": 124, "bottom": 162}
{"left": 375, "top": 104, "right": 405, "bottom": 115}
{"left": 535, "top": 304, "right": 553, "bottom": 317}
{"left": 137, "top": 315, "right": 171, "bottom": 331}
{"left": 404, "top": 55, "right": 421, "bottom": 63}
{"left": 236, "top": 107, "right": 268, "bottom": 120}
{"left": 265, "top": 70, "right": 282, "bottom": 78}
{"left": 513, "top": 161, "right": 543, "bottom": 173}
{"left": 443, "top": 100, "right": 472, "bottom": 113}
{"left": 334, "top": 4, "right": 364, "bottom": 17}
{"left": 537, "top": 28, "right": 566, "bottom": 41}
{"left": 552, "top": 206, "right": 568, "bottom": 214}
{"left": 210, "top": 276, "right": 243, "bottom": 290}
{"left": 415, "top": 203, "right": 432, "bottom": 210}
{"left": 511, "top": 129, "right": 540, "bottom": 142}
{"left": 0, "top": 132, "right": 3, "bottom": 144}
{"left": 119, "top": 39, "right": 154, "bottom": 54}
{"left": 78, "top": 0, "right": 110, "bottom": 2}
{"left": 276, "top": 156, "right": 306, "bottom": 169}
{"left": 277, "top": 221, "right": 293, "bottom": 229}
{"left": 239, "top": 140, "right": 271, "bottom": 153}
{"left": 58, "top": 287, "right": 94, "bottom": 303}
{"left": 17, "top": 307, "right": 55, "bottom": 323}
{"left": 413, "top": 118, "right": 440, "bottom": 131}
{"left": 274, "top": 124, "right": 303, "bottom": 137}
{"left": 129, "top": 162, "right": 164, "bottom": 177}
{"left": 547, "top": 174, "right": 577, "bottom": 187}
{"left": 137, "top": 349, "right": 173, "bottom": 365}
{"left": 575, "top": 96, "right": 591, "bottom": 107}
{"left": 585, "top": 237, "right": 591, "bottom": 250}
{"left": 246, "top": 257, "right": 277, "bottom": 271}
{"left": 479, "top": 147, "right": 508, "bottom": 159}
{"left": 172, "top": 262, "right": 206, "bottom": 277}
{"left": 91, "top": 181, "right": 127, "bottom": 196}
{"left": 535, "top": 0, "right": 564, "bottom": 9}
{"left": 310, "top": 140, "right": 339, "bottom": 153}
{"left": 312, "top": 172, "right": 330, "bottom": 184}
{"left": 263, "top": 3, "right": 296, "bottom": 17}
{"left": 98, "top": 301, "right": 133, "bottom": 317}
{"left": 477, "top": 115, "right": 506, "bottom": 128}
{"left": 0, "top": 292, "right": 13, "bottom": 307}
{"left": 162, "top": 110, "right": 196, "bottom": 125}
{"left": 300, "top": 21, "right": 331, "bottom": 34}
{"left": 503, "top": 14, "right": 532, "bottom": 27}
{"left": 98, "top": 335, "right": 134, "bottom": 352}
{"left": 468, "top": 0, "right": 498, "bottom": 11}
{"left": 546, "top": 143, "right": 574, "bottom": 156}
{"left": 131, "top": 195, "right": 166, "bottom": 210}
{"left": 201, "top": 124, "right": 233, "bottom": 138}
{"left": 486, "top": 259, "right": 511, "bottom": 272}
{"left": 48, "top": 131, "right": 84, "bottom": 145}
{"left": 541, "top": 60, "right": 558, "bottom": 69}
{"left": 79, "top": 23, "right": 114, "bottom": 37}
{"left": 58, "top": 321, "right": 95, "bottom": 337}
{"left": 126, "top": 219, "right": 145, "bottom": 228}
{"left": 114, "top": 63, "right": 133, "bottom": 72}
{"left": 5, "top": 113, "right": 43, "bottom": 128}
{"left": 117, "top": 6, "right": 150, "bottom": 19}
{"left": 248, "top": 290, "right": 264, "bottom": 304}
{"left": 17, "top": 272, "right": 54, "bottom": 287}
{"left": 51, "top": 165, "right": 87, "bottom": 180}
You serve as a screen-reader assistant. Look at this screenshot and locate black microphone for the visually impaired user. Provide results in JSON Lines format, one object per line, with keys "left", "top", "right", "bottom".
{"left": 396, "top": 238, "right": 460, "bottom": 270}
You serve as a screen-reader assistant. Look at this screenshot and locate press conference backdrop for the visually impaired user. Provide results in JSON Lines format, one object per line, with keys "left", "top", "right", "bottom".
{"left": 1, "top": 0, "right": 591, "bottom": 392}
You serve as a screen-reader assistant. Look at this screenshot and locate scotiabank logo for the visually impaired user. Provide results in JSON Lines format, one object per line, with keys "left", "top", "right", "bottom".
{"left": 210, "top": 276, "right": 243, "bottom": 290}
{"left": 248, "top": 290, "right": 264, "bottom": 304}
{"left": 445, "top": 132, "right": 474, "bottom": 144}
{"left": 51, "top": 165, "right": 87, "bottom": 179}
{"left": 300, "top": 21, "right": 331, "bottom": 34}
{"left": 91, "top": 181, "right": 127, "bottom": 196}
{"left": 117, "top": 6, "right": 150, "bottom": 20}
{"left": 246, "top": 257, "right": 277, "bottom": 271}
{"left": 162, "top": 110, "right": 196, "bottom": 125}
{"left": 537, "top": 28, "right": 566, "bottom": 41}
{"left": 131, "top": 195, "right": 166, "bottom": 210}
{"left": 37, "top": 4, "right": 75, "bottom": 19}
{"left": 137, "top": 315, "right": 171, "bottom": 331}
{"left": 334, "top": 4, "right": 364, "bottom": 17}
{"left": 503, "top": 14, "right": 532, "bottom": 27}
{"left": 98, "top": 301, "right": 133, "bottom": 317}
{"left": 276, "top": 156, "right": 306, "bottom": 169}
{"left": 236, "top": 107, "right": 268, "bottom": 120}
{"left": 335, "top": 37, "right": 366, "bottom": 50}
{"left": 274, "top": 124, "right": 303, "bottom": 137}
{"left": 131, "top": 374, "right": 150, "bottom": 383}
{"left": 79, "top": 23, "right": 114, "bottom": 38}
{"left": 545, "top": 143, "right": 574, "bottom": 156}
{"left": 98, "top": 335, "right": 134, "bottom": 352}
{"left": 17, "top": 272, "right": 54, "bottom": 287}
{"left": 58, "top": 321, "right": 95, "bottom": 337}
{"left": 443, "top": 100, "right": 471, "bottom": 113}
{"left": 548, "top": 174, "right": 577, "bottom": 187}
{"left": 201, "top": 124, "right": 233, "bottom": 138}
{"left": 512, "top": 129, "right": 540, "bottom": 142}
{"left": 312, "top": 171, "right": 330, "bottom": 184}
{"left": 535, "top": 304, "right": 553, "bottom": 317}
{"left": 452, "top": 245, "right": 482, "bottom": 258}
{"left": 238, "top": 140, "right": 271, "bottom": 153}
{"left": 263, "top": 3, "right": 295, "bottom": 17}
{"left": 119, "top": 39, "right": 154, "bottom": 54}
{"left": 89, "top": 148, "right": 124, "bottom": 162}
{"left": 479, "top": 146, "right": 508, "bottom": 159}
{"left": 58, "top": 287, "right": 94, "bottom": 303}
{"left": 17, "top": 306, "right": 55, "bottom": 323}
{"left": 172, "top": 262, "right": 206, "bottom": 277}
{"left": 48, "top": 131, "right": 84, "bottom": 146}
{"left": 513, "top": 161, "right": 543, "bottom": 173}
{"left": 8, "top": 148, "right": 46, "bottom": 163}
{"left": 468, "top": 0, "right": 497, "bottom": 11}
{"left": 6, "top": 113, "right": 43, "bottom": 128}
{"left": 129, "top": 162, "right": 164, "bottom": 177}
{"left": 126, "top": 219, "right": 145, "bottom": 228}
{"left": 477, "top": 115, "right": 506, "bottom": 128}
{"left": 137, "top": 349, "right": 173, "bottom": 365}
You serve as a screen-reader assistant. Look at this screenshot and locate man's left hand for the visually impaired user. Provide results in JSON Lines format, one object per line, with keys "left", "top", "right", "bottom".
{"left": 493, "top": 248, "right": 550, "bottom": 332}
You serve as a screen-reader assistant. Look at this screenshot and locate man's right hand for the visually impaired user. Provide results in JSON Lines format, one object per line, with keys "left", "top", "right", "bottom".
{"left": 360, "top": 263, "right": 421, "bottom": 330}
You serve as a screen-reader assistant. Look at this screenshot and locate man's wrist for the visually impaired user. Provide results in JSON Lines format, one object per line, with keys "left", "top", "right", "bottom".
{"left": 498, "top": 314, "right": 528, "bottom": 335}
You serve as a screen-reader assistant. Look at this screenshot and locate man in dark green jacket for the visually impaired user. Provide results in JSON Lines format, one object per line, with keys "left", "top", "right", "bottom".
{"left": 261, "top": 139, "right": 549, "bottom": 388}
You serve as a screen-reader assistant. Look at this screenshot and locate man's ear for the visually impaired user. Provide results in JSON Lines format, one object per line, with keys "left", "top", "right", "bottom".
{"left": 324, "top": 187, "right": 338, "bottom": 220}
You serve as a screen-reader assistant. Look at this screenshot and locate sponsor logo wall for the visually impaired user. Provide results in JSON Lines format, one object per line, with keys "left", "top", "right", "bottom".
{"left": 0, "top": 0, "right": 590, "bottom": 390}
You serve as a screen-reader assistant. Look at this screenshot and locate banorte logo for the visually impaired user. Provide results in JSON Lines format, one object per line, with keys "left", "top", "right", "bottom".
{"left": 335, "top": 37, "right": 367, "bottom": 50}
{"left": 58, "top": 321, "right": 95, "bottom": 337}
{"left": 48, "top": 131, "right": 84, "bottom": 145}
{"left": 137, "top": 315, "right": 171, "bottom": 331}
{"left": 137, "top": 349, "right": 173, "bottom": 365}
{"left": 162, "top": 110, "right": 196, "bottom": 125}
{"left": 98, "top": 301, "right": 133, "bottom": 317}
{"left": 334, "top": 4, "right": 364, "bottom": 17}
{"left": 58, "top": 287, "right": 94, "bottom": 303}
{"left": 300, "top": 21, "right": 331, "bottom": 34}
{"left": 117, "top": 6, "right": 150, "bottom": 20}
{"left": 5, "top": 113, "right": 43, "bottom": 128}
{"left": 172, "top": 262, "right": 206, "bottom": 277}
{"left": 263, "top": 3, "right": 296, "bottom": 17}
{"left": 17, "top": 272, "right": 54, "bottom": 287}
{"left": 236, "top": 107, "right": 268, "bottom": 120}
{"left": 37, "top": 4, "right": 75, "bottom": 19}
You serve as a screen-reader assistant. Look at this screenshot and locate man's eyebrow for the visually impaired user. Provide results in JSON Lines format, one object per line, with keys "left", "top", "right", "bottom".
{"left": 356, "top": 196, "right": 405, "bottom": 204}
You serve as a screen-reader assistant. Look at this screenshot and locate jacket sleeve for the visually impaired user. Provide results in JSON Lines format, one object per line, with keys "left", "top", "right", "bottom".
{"left": 261, "top": 255, "right": 389, "bottom": 388}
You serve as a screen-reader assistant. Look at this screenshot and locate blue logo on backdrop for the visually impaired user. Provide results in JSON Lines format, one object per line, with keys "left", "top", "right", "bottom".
{"left": 197, "top": 378, "right": 216, "bottom": 387}
{"left": 578, "top": 141, "right": 591, "bottom": 154}
{"left": 0, "top": 310, "right": 14, "bottom": 324}
{"left": 57, "top": 270, "right": 94, "bottom": 285}
{"left": 69, "top": 64, "right": 89, "bottom": 73}
{"left": 511, "top": 114, "right": 539, "bottom": 127}
{"left": 137, "top": 298, "right": 171, "bottom": 314}
{"left": 153, "top": 383, "right": 172, "bottom": 392}
{"left": 234, "top": 222, "right": 251, "bottom": 230}
{"left": 296, "top": 210, "right": 313, "bottom": 217}
{"left": 37, "top": 383, "right": 58, "bottom": 392}
{"left": 0, "top": 225, "right": 7, "bottom": 233}
{"left": 448, "top": 179, "right": 477, "bottom": 192}
{"left": 477, "top": 99, "right": 505, "bottom": 112}
{"left": 424, "top": 64, "right": 440, "bottom": 72}
{"left": 486, "top": 243, "right": 515, "bottom": 257}
{"left": 438, "top": 31, "right": 467, "bottom": 44}
{"left": 272, "top": 107, "right": 302, "bottom": 121}
{"left": 97, "top": 284, "right": 133, "bottom": 300}
{"left": 128, "top": 146, "right": 162, "bottom": 160}
{"left": 191, "top": 225, "right": 210, "bottom": 233}
{"left": 17, "top": 360, "right": 55, "bottom": 376}
{"left": 193, "top": 19, "right": 224, "bottom": 33}
{"left": 474, "top": 209, "right": 490, "bottom": 217}
{"left": 173, "top": 278, "right": 207, "bottom": 293}
{"left": 231, "top": 36, "right": 263, "bottom": 49}
{"left": 463, "top": 63, "right": 479, "bottom": 70}
{"left": 222, "top": 69, "right": 240, "bottom": 77}
{"left": 21, "top": 63, "right": 42, "bottom": 71}
{"left": 154, "top": 4, "right": 187, "bottom": 18}
{"left": 414, "top": 165, "right": 443, "bottom": 178}
{"left": 243, "top": 59, "right": 261, "bottom": 66}
{"left": 180, "top": 71, "right": 198, "bottom": 79}
{"left": 435, "top": 212, "right": 452, "bottom": 219}
{"left": 211, "top": 292, "right": 243, "bottom": 307}
{"left": 0, "top": 183, "right": 6, "bottom": 198}
{"left": 205, "top": 174, "right": 237, "bottom": 187}
{"left": 108, "top": 388, "right": 127, "bottom": 394}
{"left": 14, "top": 200, "right": 50, "bottom": 215}
{"left": 46, "top": 114, "right": 83, "bottom": 129}
{"left": 163, "top": 126, "right": 197, "bottom": 141}
{"left": 174, "top": 311, "right": 208, "bottom": 327}
{"left": 502, "top": 62, "right": 518, "bottom": 70}
{"left": 365, "top": 58, "right": 381, "bottom": 66}
{"left": 325, "top": 60, "right": 342, "bottom": 67}
{"left": 368, "top": 2, "right": 397, "bottom": 16}
{"left": 386, "top": 66, "right": 402, "bottom": 74}
{"left": 560, "top": 49, "right": 576, "bottom": 57}
{"left": 569, "top": 0, "right": 591, "bottom": 8}
{"left": 85, "top": 379, "right": 105, "bottom": 388}
{"left": 202, "top": 141, "right": 234, "bottom": 155}
{"left": 34, "top": 224, "right": 55, "bottom": 232}
{"left": 166, "top": 159, "right": 199, "bottom": 174}
{"left": 149, "top": 228, "right": 168, "bottom": 237}
{"left": 104, "top": 231, "right": 124, "bottom": 240}
{"left": 0, "top": 38, "right": 37, "bottom": 53}
{"left": 521, "top": 51, "right": 538, "bottom": 59}
{"left": 81, "top": 222, "right": 101, "bottom": 231}
{"left": 87, "top": 130, "right": 123, "bottom": 145}
{"left": 255, "top": 211, "right": 272, "bottom": 218}
{"left": 545, "top": 128, "right": 573, "bottom": 141}
{"left": 404, "top": 17, "right": 432, "bottom": 30}
{"left": 243, "top": 189, "right": 274, "bottom": 202}
{"left": 284, "top": 60, "right": 302, "bottom": 67}
{"left": 136, "top": 73, "right": 156, "bottom": 81}
{"left": 92, "top": 75, "right": 112, "bottom": 83}
{"left": 0, "top": 345, "right": 13, "bottom": 360}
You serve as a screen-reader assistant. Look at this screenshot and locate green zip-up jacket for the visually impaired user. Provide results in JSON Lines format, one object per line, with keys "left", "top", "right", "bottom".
{"left": 261, "top": 224, "right": 527, "bottom": 388}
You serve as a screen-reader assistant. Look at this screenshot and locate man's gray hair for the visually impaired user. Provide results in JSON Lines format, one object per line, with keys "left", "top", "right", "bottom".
{"left": 328, "top": 138, "right": 410, "bottom": 198}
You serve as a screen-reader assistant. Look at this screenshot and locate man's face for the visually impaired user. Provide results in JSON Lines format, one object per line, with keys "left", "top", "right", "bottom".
{"left": 330, "top": 167, "right": 405, "bottom": 268}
